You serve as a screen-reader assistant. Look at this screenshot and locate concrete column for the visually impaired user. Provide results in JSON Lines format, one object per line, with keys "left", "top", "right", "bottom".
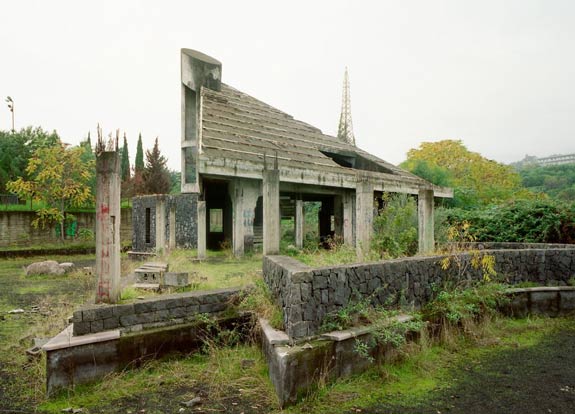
{"left": 95, "top": 151, "right": 121, "bottom": 304}
{"left": 343, "top": 191, "right": 354, "bottom": 246}
{"left": 418, "top": 189, "right": 435, "bottom": 254}
{"left": 232, "top": 180, "right": 245, "bottom": 257}
{"left": 155, "top": 196, "right": 166, "bottom": 254}
{"left": 169, "top": 204, "right": 176, "bottom": 250}
{"left": 294, "top": 196, "right": 304, "bottom": 249}
{"left": 263, "top": 170, "right": 280, "bottom": 255}
{"left": 355, "top": 178, "right": 374, "bottom": 259}
{"left": 197, "top": 200, "right": 206, "bottom": 259}
{"left": 334, "top": 195, "right": 343, "bottom": 241}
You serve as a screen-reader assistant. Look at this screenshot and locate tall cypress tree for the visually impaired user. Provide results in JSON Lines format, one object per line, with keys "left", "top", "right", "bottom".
{"left": 135, "top": 133, "right": 144, "bottom": 174}
{"left": 121, "top": 133, "right": 130, "bottom": 181}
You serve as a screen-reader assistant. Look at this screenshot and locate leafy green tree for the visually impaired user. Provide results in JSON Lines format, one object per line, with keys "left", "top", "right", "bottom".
{"left": 518, "top": 164, "right": 575, "bottom": 202}
{"left": 7, "top": 141, "right": 95, "bottom": 240}
{"left": 169, "top": 170, "right": 181, "bottom": 194}
{"left": 121, "top": 134, "right": 130, "bottom": 181}
{"left": 403, "top": 140, "right": 528, "bottom": 208}
{"left": 142, "top": 138, "right": 171, "bottom": 194}
{"left": 0, "top": 126, "right": 60, "bottom": 193}
{"left": 135, "top": 133, "right": 144, "bottom": 174}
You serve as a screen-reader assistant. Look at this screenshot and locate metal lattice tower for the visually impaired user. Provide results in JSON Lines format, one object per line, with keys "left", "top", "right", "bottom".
{"left": 337, "top": 67, "right": 355, "bottom": 145}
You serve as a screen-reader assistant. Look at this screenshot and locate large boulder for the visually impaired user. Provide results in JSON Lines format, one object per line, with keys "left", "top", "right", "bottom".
{"left": 26, "top": 260, "right": 65, "bottom": 276}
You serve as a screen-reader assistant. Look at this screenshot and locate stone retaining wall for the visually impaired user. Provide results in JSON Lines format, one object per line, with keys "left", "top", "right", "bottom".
{"left": 264, "top": 247, "right": 575, "bottom": 339}
{"left": 72, "top": 287, "right": 240, "bottom": 336}
{"left": 0, "top": 208, "right": 132, "bottom": 248}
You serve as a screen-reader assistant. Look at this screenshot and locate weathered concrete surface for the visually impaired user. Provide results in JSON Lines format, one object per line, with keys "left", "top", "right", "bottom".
{"left": 294, "top": 197, "right": 304, "bottom": 249}
{"left": 355, "top": 177, "right": 374, "bottom": 259}
{"left": 263, "top": 169, "right": 280, "bottom": 255}
{"left": 95, "top": 149, "right": 121, "bottom": 304}
{"left": 197, "top": 200, "right": 206, "bottom": 259}
{"left": 418, "top": 189, "right": 434, "bottom": 254}
{"left": 502, "top": 286, "right": 575, "bottom": 317}
{"left": 260, "top": 315, "right": 418, "bottom": 408}
{"left": 25, "top": 260, "right": 65, "bottom": 276}
{"left": 0, "top": 209, "right": 132, "bottom": 248}
{"left": 231, "top": 179, "right": 245, "bottom": 257}
{"left": 155, "top": 196, "right": 166, "bottom": 253}
{"left": 44, "top": 313, "right": 251, "bottom": 396}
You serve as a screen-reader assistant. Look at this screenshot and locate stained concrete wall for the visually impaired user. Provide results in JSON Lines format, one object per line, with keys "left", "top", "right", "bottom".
{"left": 0, "top": 209, "right": 132, "bottom": 248}
{"left": 132, "top": 193, "right": 198, "bottom": 251}
{"left": 263, "top": 247, "right": 575, "bottom": 339}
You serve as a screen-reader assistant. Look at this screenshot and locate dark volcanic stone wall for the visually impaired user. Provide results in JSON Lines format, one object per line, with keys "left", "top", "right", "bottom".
{"left": 264, "top": 248, "right": 575, "bottom": 339}
{"left": 72, "top": 287, "right": 239, "bottom": 335}
{"left": 132, "top": 193, "right": 198, "bottom": 251}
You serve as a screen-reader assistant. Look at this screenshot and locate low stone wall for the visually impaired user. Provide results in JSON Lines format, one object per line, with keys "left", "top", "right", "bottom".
{"left": 264, "top": 247, "right": 575, "bottom": 339}
{"left": 0, "top": 208, "right": 132, "bottom": 248}
{"left": 72, "top": 287, "right": 240, "bottom": 336}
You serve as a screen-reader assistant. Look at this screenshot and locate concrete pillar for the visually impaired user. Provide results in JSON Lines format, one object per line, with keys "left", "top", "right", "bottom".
{"left": 334, "top": 195, "right": 343, "bottom": 241}
{"left": 169, "top": 204, "right": 176, "bottom": 250}
{"left": 294, "top": 196, "right": 304, "bottom": 249}
{"left": 197, "top": 200, "right": 206, "bottom": 259}
{"left": 263, "top": 170, "right": 280, "bottom": 255}
{"left": 343, "top": 191, "right": 354, "bottom": 246}
{"left": 232, "top": 180, "right": 245, "bottom": 257}
{"left": 95, "top": 150, "right": 121, "bottom": 304}
{"left": 418, "top": 189, "right": 435, "bottom": 254}
{"left": 355, "top": 179, "right": 374, "bottom": 259}
{"left": 155, "top": 196, "right": 166, "bottom": 254}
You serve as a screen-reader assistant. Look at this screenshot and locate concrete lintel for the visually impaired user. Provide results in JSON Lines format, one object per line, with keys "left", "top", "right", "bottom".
{"left": 42, "top": 325, "right": 120, "bottom": 352}
{"left": 200, "top": 157, "right": 453, "bottom": 198}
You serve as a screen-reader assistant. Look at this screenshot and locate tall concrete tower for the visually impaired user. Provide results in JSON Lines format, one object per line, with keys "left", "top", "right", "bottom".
{"left": 337, "top": 67, "right": 355, "bottom": 145}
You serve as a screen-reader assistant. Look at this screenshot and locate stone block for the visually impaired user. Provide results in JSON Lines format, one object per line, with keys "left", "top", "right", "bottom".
{"left": 530, "top": 291, "right": 559, "bottom": 314}
{"left": 289, "top": 321, "right": 309, "bottom": 338}
{"left": 95, "top": 306, "right": 114, "bottom": 320}
{"left": 120, "top": 314, "right": 139, "bottom": 327}
{"left": 133, "top": 301, "right": 156, "bottom": 314}
{"left": 72, "top": 311, "right": 82, "bottom": 325}
{"left": 169, "top": 307, "right": 187, "bottom": 319}
{"left": 82, "top": 308, "right": 98, "bottom": 322}
{"left": 136, "top": 312, "right": 156, "bottom": 324}
{"left": 154, "top": 310, "right": 170, "bottom": 322}
{"left": 560, "top": 290, "right": 575, "bottom": 311}
{"left": 163, "top": 272, "right": 190, "bottom": 287}
{"left": 314, "top": 276, "right": 327, "bottom": 290}
{"left": 199, "top": 303, "right": 227, "bottom": 313}
{"left": 182, "top": 295, "right": 200, "bottom": 306}
{"left": 73, "top": 321, "right": 91, "bottom": 336}
{"left": 103, "top": 317, "right": 120, "bottom": 330}
{"left": 186, "top": 305, "right": 200, "bottom": 314}
{"left": 112, "top": 304, "right": 135, "bottom": 317}
{"left": 90, "top": 319, "right": 104, "bottom": 333}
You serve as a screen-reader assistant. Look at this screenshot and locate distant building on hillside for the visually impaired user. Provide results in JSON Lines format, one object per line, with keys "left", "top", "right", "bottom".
{"left": 513, "top": 153, "right": 575, "bottom": 168}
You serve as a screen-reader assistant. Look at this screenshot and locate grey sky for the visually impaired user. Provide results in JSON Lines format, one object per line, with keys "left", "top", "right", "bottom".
{"left": 1, "top": 0, "right": 574, "bottom": 171}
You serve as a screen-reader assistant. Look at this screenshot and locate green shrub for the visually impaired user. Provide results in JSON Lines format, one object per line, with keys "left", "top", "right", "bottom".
{"left": 372, "top": 194, "right": 418, "bottom": 259}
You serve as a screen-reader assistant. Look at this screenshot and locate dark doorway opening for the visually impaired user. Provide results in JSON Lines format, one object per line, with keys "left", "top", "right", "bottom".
{"left": 204, "top": 179, "right": 232, "bottom": 250}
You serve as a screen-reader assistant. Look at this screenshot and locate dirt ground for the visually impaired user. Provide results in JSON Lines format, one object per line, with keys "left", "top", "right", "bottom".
{"left": 364, "top": 324, "right": 575, "bottom": 414}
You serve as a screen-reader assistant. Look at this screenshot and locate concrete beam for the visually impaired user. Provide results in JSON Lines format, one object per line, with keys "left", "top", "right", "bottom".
{"left": 199, "top": 157, "right": 454, "bottom": 198}
{"left": 263, "top": 170, "right": 280, "bottom": 255}
{"left": 295, "top": 196, "right": 304, "bottom": 249}
{"left": 355, "top": 179, "right": 374, "bottom": 259}
{"left": 418, "top": 189, "right": 435, "bottom": 254}
{"left": 197, "top": 201, "right": 207, "bottom": 259}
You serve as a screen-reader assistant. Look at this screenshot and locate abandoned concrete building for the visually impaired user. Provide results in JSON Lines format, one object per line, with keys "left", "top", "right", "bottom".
{"left": 132, "top": 48, "right": 453, "bottom": 257}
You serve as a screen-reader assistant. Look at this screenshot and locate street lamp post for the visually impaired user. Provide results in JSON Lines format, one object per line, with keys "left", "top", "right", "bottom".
{"left": 5, "top": 96, "right": 14, "bottom": 132}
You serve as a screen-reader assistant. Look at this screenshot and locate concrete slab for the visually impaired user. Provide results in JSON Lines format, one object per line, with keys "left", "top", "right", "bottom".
{"left": 259, "top": 318, "right": 290, "bottom": 345}
{"left": 42, "top": 325, "right": 120, "bottom": 352}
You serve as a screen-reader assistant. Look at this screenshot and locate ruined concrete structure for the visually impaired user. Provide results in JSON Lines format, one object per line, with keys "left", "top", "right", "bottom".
{"left": 132, "top": 49, "right": 453, "bottom": 256}
{"left": 95, "top": 132, "right": 121, "bottom": 303}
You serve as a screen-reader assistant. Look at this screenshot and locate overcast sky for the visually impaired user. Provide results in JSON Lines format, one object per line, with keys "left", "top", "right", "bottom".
{"left": 1, "top": 0, "right": 574, "bottom": 170}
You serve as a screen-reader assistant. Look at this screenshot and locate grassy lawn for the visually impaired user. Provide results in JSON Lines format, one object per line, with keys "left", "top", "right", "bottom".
{"left": 1, "top": 249, "right": 572, "bottom": 413}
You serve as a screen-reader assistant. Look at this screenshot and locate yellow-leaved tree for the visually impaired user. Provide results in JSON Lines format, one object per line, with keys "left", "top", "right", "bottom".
{"left": 401, "top": 140, "right": 531, "bottom": 208}
{"left": 7, "top": 142, "right": 95, "bottom": 241}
